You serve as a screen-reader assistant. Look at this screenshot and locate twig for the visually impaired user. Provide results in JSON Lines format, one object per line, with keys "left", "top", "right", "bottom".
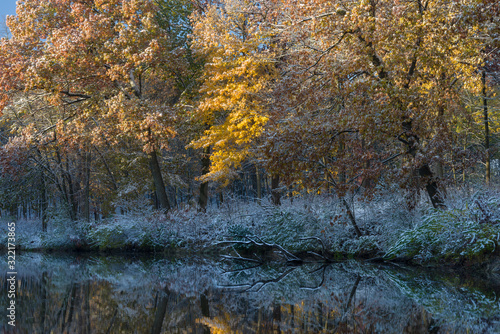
{"left": 214, "top": 240, "right": 254, "bottom": 246}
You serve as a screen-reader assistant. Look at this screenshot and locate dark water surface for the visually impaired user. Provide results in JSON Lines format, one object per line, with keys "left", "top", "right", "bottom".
{"left": 1, "top": 253, "right": 500, "bottom": 333}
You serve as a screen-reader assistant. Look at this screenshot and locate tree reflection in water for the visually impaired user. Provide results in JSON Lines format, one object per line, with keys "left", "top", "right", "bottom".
{"left": 1, "top": 254, "right": 499, "bottom": 333}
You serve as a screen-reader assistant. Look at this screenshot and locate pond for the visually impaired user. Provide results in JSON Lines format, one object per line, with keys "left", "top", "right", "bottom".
{"left": 1, "top": 253, "right": 500, "bottom": 333}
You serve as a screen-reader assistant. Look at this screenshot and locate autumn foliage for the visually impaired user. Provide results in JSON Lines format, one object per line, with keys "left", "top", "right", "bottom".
{"left": 0, "top": 0, "right": 499, "bottom": 221}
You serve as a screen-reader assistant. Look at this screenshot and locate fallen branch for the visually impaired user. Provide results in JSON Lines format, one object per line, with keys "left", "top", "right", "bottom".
{"left": 220, "top": 246, "right": 263, "bottom": 264}
{"left": 300, "top": 237, "right": 329, "bottom": 261}
{"left": 222, "top": 263, "right": 263, "bottom": 273}
{"left": 300, "top": 265, "right": 328, "bottom": 290}
{"left": 221, "top": 255, "right": 262, "bottom": 264}
{"left": 244, "top": 235, "right": 302, "bottom": 263}
{"left": 215, "top": 235, "right": 302, "bottom": 263}
{"left": 221, "top": 267, "right": 297, "bottom": 292}
{"left": 307, "top": 251, "right": 328, "bottom": 261}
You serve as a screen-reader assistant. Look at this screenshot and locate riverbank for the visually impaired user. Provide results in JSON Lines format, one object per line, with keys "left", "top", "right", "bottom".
{"left": 1, "top": 188, "right": 499, "bottom": 269}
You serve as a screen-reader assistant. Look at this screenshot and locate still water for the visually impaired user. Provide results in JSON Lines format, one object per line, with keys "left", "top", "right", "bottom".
{"left": 1, "top": 253, "right": 500, "bottom": 333}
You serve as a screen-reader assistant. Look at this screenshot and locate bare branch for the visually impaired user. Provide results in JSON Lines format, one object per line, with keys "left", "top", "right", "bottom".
{"left": 59, "top": 90, "right": 91, "bottom": 99}
{"left": 299, "top": 237, "right": 328, "bottom": 257}
{"left": 220, "top": 267, "right": 297, "bottom": 292}
{"left": 245, "top": 235, "right": 302, "bottom": 262}
{"left": 295, "top": 12, "right": 336, "bottom": 25}
{"left": 39, "top": 113, "right": 77, "bottom": 134}
{"left": 300, "top": 265, "right": 328, "bottom": 290}
{"left": 221, "top": 255, "right": 263, "bottom": 263}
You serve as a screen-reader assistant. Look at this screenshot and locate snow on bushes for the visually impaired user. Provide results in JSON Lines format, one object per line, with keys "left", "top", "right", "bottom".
{"left": 385, "top": 190, "right": 500, "bottom": 263}
{"left": 1, "top": 187, "right": 500, "bottom": 266}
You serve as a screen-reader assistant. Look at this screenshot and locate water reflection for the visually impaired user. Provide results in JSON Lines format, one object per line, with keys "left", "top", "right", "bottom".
{"left": 1, "top": 254, "right": 499, "bottom": 333}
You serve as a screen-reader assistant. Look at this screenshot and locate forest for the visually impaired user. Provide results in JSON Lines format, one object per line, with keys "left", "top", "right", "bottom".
{"left": 0, "top": 0, "right": 500, "bottom": 264}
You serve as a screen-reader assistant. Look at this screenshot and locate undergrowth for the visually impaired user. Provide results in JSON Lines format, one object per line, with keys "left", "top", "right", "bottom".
{"left": 385, "top": 191, "right": 500, "bottom": 263}
{"left": 1, "top": 187, "right": 499, "bottom": 267}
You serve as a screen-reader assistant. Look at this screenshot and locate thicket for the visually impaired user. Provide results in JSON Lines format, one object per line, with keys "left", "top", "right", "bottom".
{"left": 1, "top": 187, "right": 499, "bottom": 266}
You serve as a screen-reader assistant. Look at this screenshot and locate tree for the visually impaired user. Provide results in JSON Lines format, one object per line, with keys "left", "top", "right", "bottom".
{"left": 0, "top": 0, "right": 186, "bottom": 216}
{"left": 189, "top": 0, "right": 277, "bottom": 183}
{"left": 261, "top": 0, "right": 498, "bottom": 208}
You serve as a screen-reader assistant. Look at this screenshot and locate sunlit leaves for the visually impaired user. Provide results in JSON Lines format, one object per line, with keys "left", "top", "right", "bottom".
{"left": 0, "top": 0, "right": 187, "bottom": 216}
{"left": 189, "top": 0, "right": 277, "bottom": 181}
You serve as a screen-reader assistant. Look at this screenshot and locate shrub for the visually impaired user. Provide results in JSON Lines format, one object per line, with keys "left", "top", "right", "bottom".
{"left": 264, "top": 211, "right": 323, "bottom": 252}
{"left": 384, "top": 191, "right": 500, "bottom": 263}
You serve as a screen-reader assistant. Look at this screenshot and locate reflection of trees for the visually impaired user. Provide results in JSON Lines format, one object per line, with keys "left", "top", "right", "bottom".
{"left": 197, "top": 267, "right": 435, "bottom": 333}
{"left": 151, "top": 288, "right": 169, "bottom": 334}
{"left": 2, "top": 255, "right": 500, "bottom": 333}
{"left": 11, "top": 274, "right": 99, "bottom": 333}
{"left": 386, "top": 268, "right": 500, "bottom": 333}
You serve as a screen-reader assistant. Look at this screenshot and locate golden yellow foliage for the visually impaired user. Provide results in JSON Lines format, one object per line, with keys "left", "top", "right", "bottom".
{"left": 189, "top": 0, "right": 277, "bottom": 181}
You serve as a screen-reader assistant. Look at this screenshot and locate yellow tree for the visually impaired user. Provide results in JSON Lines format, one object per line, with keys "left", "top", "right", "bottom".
{"left": 189, "top": 0, "right": 499, "bottom": 232}
{"left": 189, "top": 0, "right": 277, "bottom": 185}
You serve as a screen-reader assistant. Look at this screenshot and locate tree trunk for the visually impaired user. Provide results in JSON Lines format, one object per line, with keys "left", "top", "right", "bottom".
{"left": 198, "top": 146, "right": 210, "bottom": 212}
{"left": 218, "top": 191, "right": 224, "bottom": 206}
{"left": 200, "top": 292, "right": 210, "bottom": 334}
{"left": 62, "top": 282, "right": 78, "bottom": 333}
{"left": 85, "top": 281, "right": 91, "bottom": 334}
{"left": 360, "top": 139, "right": 374, "bottom": 189}
{"left": 483, "top": 70, "right": 491, "bottom": 186}
{"left": 271, "top": 175, "right": 281, "bottom": 206}
{"left": 256, "top": 165, "right": 262, "bottom": 202}
{"left": 151, "top": 289, "right": 169, "bottom": 334}
{"left": 40, "top": 172, "right": 48, "bottom": 232}
{"left": 339, "top": 139, "right": 346, "bottom": 184}
{"left": 40, "top": 272, "right": 48, "bottom": 332}
{"left": 418, "top": 164, "right": 446, "bottom": 209}
{"left": 83, "top": 149, "right": 91, "bottom": 222}
{"left": 433, "top": 106, "right": 445, "bottom": 181}
{"left": 403, "top": 121, "right": 446, "bottom": 209}
{"left": 273, "top": 302, "right": 281, "bottom": 332}
{"left": 64, "top": 164, "right": 78, "bottom": 221}
{"left": 345, "top": 275, "right": 361, "bottom": 311}
{"left": 341, "top": 196, "right": 362, "bottom": 237}
{"left": 149, "top": 150, "right": 171, "bottom": 211}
